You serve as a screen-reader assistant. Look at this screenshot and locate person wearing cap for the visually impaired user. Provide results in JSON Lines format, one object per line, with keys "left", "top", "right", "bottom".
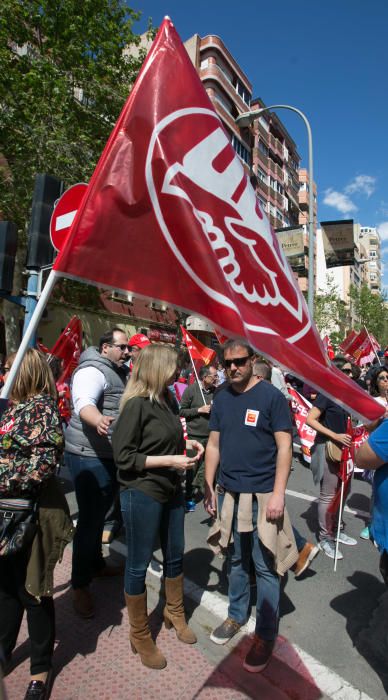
{"left": 65, "top": 327, "right": 130, "bottom": 619}
{"left": 128, "top": 333, "right": 151, "bottom": 370}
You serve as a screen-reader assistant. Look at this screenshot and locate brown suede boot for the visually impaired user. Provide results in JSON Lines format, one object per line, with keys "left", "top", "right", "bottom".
{"left": 164, "top": 574, "right": 197, "bottom": 644}
{"left": 125, "top": 591, "right": 167, "bottom": 669}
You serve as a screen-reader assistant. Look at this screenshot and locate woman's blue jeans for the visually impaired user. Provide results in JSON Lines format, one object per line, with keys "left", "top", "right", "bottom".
{"left": 218, "top": 489, "right": 280, "bottom": 640}
{"left": 120, "top": 487, "right": 185, "bottom": 595}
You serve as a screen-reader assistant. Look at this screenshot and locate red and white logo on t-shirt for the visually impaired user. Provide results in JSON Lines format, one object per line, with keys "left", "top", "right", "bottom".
{"left": 245, "top": 409, "right": 259, "bottom": 427}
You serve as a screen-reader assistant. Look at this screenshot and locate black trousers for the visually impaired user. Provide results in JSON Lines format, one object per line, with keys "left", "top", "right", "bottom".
{"left": 0, "top": 551, "right": 55, "bottom": 675}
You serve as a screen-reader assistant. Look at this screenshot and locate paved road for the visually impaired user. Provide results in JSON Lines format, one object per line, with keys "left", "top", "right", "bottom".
{"left": 62, "top": 455, "right": 388, "bottom": 700}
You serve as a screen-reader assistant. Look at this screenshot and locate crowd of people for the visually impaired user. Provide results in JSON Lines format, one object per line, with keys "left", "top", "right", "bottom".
{"left": 0, "top": 328, "right": 387, "bottom": 698}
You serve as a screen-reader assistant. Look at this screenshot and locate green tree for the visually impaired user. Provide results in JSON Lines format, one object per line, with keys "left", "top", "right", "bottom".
{"left": 0, "top": 0, "right": 151, "bottom": 350}
{"left": 348, "top": 284, "right": 388, "bottom": 345}
{"left": 313, "top": 276, "right": 349, "bottom": 343}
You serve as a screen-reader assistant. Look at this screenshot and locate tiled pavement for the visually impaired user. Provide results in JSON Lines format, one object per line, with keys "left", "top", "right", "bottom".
{"left": 4, "top": 546, "right": 329, "bottom": 700}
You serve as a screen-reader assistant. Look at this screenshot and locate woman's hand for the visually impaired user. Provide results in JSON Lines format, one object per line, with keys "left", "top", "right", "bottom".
{"left": 185, "top": 439, "right": 205, "bottom": 460}
{"left": 335, "top": 433, "right": 352, "bottom": 446}
{"left": 169, "top": 455, "right": 198, "bottom": 471}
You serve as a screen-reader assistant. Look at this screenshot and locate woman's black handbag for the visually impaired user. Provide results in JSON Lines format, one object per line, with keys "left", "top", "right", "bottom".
{"left": 0, "top": 499, "right": 37, "bottom": 557}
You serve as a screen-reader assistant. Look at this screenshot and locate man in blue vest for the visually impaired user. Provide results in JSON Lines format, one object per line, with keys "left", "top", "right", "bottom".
{"left": 65, "top": 327, "right": 129, "bottom": 618}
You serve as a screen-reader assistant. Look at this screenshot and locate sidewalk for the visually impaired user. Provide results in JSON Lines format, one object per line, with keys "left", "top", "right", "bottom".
{"left": 4, "top": 546, "right": 332, "bottom": 700}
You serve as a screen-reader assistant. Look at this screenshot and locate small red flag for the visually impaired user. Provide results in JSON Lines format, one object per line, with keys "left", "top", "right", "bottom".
{"left": 214, "top": 328, "right": 229, "bottom": 345}
{"left": 49, "top": 316, "right": 82, "bottom": 383}
{"left": 323, "top": 335, "right": 335, "bottom": 360}
{"left": 328, "top": 417, "right": 354, "bottom": 515}
{"left": 181, "top": 326, "right": 216, "bottom": 366}
{"left": 52, "top": 18, "right": 383, "bottom": 423}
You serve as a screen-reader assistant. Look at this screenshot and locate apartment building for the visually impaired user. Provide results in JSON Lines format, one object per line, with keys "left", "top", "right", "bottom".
{"left": 357, "top": 225, "right": 382, "bottom": 294}
{"left": 184, "top": 33, "right": 253, "bottom": 174}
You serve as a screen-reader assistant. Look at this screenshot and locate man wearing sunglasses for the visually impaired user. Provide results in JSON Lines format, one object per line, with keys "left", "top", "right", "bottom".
{"left": 65, "top": 327, "right": 130, "bottom": 619}
{"left": 204, "top": 339, "right": 295, "bottom": 673}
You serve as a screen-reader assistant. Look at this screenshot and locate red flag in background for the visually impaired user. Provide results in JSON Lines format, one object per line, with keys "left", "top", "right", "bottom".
{"left": 339, "top": 330, "right": 358, "bottom": 355}
{"left": 214, "top": 328, "right": 229, "bottom": 345}
{"left": 342, "top": 328, "right": 380, "bottom": 366}
{"left": 181, "top": 326, "right": 216, "bottom": 366}
{"left": 52, "top": 18, "right": 383, "bottom": 423}
{"left": 49, "top": 316, "right": 82, "bottom": 383}
{"left": 322, "top": 335, "right": 335, "bottom": 360}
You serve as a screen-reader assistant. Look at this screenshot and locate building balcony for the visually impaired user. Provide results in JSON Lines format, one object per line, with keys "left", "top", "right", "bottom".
{"left": 269, "top": 133, "right": 283, "bottom": 157}
{"left": 274, "top": 190, "right": 283, "bottom": 207}
{"left": 256, "top": 179, "right": 269, "bottom": 198}
{"left": 200, "top": 64, "right": 250, "bottom": 114}
{"left": 256, "top": 121, "right": 269, "bottom": 144}
{"left": 253, "top": 147, "right": 269, "bottom": 170}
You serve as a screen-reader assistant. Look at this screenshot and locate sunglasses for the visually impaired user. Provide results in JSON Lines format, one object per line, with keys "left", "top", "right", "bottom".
{"left": 110, "top": 343, "right": 129, "bottom": 351}
{"left": 342, "top": 368, "right": 352, "bottom": 374}
{"left": 224, "top": 356, "right": 251, "bottom": 369}
{"left": 377, "top": 375, "right": 388, "bottom": 381}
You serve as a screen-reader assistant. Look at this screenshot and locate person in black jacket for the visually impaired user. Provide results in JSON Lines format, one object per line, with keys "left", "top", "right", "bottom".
{"left": 179, "top": 364, "right": 218, "bottom": 510}
{"left": 112, "top": 345, "right": 203, "bottom": 670}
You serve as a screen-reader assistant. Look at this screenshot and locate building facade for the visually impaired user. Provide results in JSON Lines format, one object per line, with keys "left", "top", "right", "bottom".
{"left": 357, "top": 225, "right": 382, "bottom": 294}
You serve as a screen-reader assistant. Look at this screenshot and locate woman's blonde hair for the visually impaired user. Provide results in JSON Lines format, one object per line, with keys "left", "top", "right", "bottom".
{"left": 10, "top": 348, "right": 57, "bottom": 403}
{"left": 120, "top": 344, "right": 178, "bottom": 409}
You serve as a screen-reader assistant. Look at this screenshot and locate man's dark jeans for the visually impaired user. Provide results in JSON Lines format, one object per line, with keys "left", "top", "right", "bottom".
{"left": 120, "top": 486, "right": 185, "bottom": 595}
{"left": 66, "top": 452, "right": 117, "bottom": 589}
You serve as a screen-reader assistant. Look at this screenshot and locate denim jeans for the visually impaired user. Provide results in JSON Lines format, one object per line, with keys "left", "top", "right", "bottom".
{"left": 217, "top": 489, "right": 280, "bottom": 640}
{"left": 66, "top": 452, "right": 117, "bottom": 589}
{"left": 293, "top": 526, "right": 307, "bottom": 552}
{"left": 120, "top": 487, "right": 185, "bottom": 595}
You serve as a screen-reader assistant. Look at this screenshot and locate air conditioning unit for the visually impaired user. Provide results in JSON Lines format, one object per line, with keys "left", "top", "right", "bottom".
{"left": 149, "top": 301, "right": 167, "bottom": 312}
{"left": 111, "top": 291, "right": 133, "bottom": 304}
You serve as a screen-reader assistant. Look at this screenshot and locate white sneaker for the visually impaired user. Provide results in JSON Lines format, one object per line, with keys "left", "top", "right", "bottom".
{"left": 318, "top": 540, "right": 343, "bottom": 560}
{"left": 337, "top": 532, "right": 357, "bottom": 546}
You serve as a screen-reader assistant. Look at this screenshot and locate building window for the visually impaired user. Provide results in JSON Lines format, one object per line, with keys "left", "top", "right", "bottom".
{"left": 231, "top": 135, "right": 251, "bottom": 166}
{"left": 259, "top": 116, "right": 269, "bottom": 131}
{"left": 257, "top": 168, "right": 267, "bottom": 183}
{"left": 258, "top": 140, "right": 269, "bottom": 157}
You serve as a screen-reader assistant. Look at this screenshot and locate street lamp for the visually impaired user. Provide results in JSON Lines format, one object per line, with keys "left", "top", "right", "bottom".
{"left": 236, "top": 105, "right": 315, "bottom": 317}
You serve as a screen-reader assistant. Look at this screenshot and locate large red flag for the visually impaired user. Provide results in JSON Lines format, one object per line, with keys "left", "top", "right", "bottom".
{"left": 52, "top": 18, "right": 383, "bottom": 422}
{"left": 181, "top": 326, "right": 216, "bottom": 366}
{"left": 49, "top": 316, "right": 82, "bottom": 383}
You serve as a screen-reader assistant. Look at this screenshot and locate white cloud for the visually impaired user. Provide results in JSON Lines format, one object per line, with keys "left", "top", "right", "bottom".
{"left": 345, "top": 175, "right": 376, "bottom": 198}
{"left": 323, "top": 188, "right": 357, "bottom": 215}
{"left": 377, "top": 221, "right": 388, "bottom": 241}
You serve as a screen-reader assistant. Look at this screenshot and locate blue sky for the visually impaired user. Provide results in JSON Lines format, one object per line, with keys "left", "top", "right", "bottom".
{"left": 134, "top": 0, "right": 388, "bottom": 289}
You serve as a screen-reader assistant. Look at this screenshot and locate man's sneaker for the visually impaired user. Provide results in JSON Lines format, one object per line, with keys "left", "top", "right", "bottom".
{"left": 243, "top": 635, "right": 275, "bottom": 673}
{"left": 318, "top": 539, "right": 343, "bottom": 560}
{"left": 185, "top": 500, "right": 196, "bottom": 513}
{"left": 293, "top": 542, "right": 320, "bottom": 578}
{"left": 210, "top": 617, "right": 243, "bottom": 645}
{"left": 337, "top": 532, "right": 357, "bottom": 546}
{"left": 360, "top": 525, "right": 371, "bottom": 540}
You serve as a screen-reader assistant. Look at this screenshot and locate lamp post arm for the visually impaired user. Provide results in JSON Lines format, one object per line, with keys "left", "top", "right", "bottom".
{"left": 237, "top": 105, "right": 315, "bottom": 317}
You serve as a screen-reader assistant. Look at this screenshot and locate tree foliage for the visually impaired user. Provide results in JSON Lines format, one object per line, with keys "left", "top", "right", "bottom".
{"left": 349, "top": 284, "right": 388, "bottom": 345}
{"left": 0, "top": 0, "right": 151, "bottom": 349}
{"left": 313, "top": 276, "right": 348, "bottom": 339}
{"left": 0, "top": 0, "right": 148, "bottom": 229}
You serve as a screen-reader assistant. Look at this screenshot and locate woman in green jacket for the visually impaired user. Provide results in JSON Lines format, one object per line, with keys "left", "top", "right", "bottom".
{"left": 0, "top": 349, "right": 64, "bottom": 700}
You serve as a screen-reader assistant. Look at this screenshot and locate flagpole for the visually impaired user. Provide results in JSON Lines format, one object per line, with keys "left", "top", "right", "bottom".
{"left": 364, "top": 325, "right": 381, "bottom": 366}
{"left": 0, "top": 270, "right": 58, "bottom": 403}
{"left": 189, "top": 354, "right": 206, "bottom": 404}
{"left": 334, "top": 480, "right": 345, "bottom": 572}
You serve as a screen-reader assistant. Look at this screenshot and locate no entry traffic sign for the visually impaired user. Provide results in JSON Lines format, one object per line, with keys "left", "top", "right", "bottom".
{"left": 50, "top": 183, "right": 88, "bottom": 252}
